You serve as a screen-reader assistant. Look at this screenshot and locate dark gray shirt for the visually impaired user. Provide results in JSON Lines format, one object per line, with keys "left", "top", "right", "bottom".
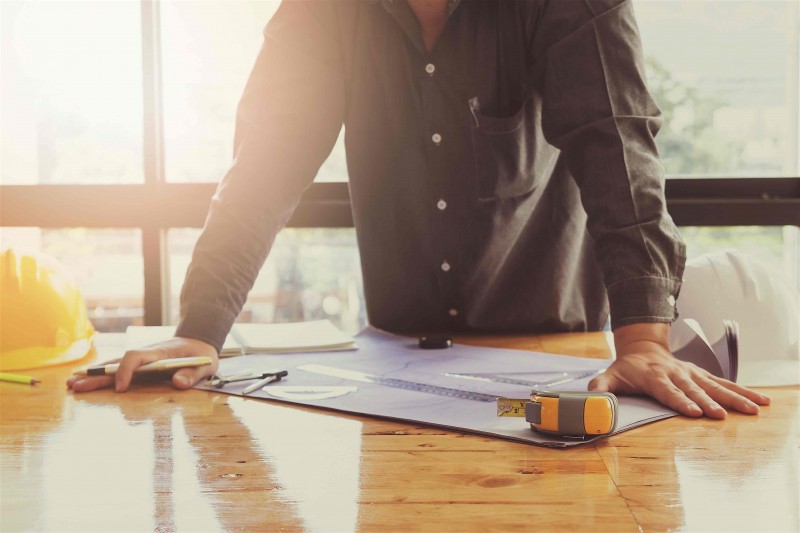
{"left": 176, "top": 0, "right": 687, "bottom": 353}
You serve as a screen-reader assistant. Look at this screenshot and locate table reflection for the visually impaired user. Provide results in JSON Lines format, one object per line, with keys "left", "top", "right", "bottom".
{"left": 40, "top": 399, "right": 156, "bottom": 531}
{"left": 26, "top": 385, "right": 363, "bottom": 532}
{"left": 228, "top": 399, "right": 362, "bottom": 532}
{"left": 674, "top": 418, "right": 800, "bottom": 531}
{"left": 597, "top": 398, "right": 799, "bottom": 532}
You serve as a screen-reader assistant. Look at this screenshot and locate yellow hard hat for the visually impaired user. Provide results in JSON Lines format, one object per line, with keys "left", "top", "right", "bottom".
{"left": 1, "top": 249, "right": 95, "bottom": 371}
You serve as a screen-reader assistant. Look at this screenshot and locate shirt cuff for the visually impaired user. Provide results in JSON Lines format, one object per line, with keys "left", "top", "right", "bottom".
{"left": 607, "top": 275, "right": 683, "bottom": 330}
{"left": 175, "top": 302, "right": 238, "bottom": 355}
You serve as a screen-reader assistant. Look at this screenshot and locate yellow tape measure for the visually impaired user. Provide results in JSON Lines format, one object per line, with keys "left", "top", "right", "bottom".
{"left": 497, "top": 397, "right": 528, "bottom": 417}
{"left": 498, "top": 390, "right": 618, "bottom": 438}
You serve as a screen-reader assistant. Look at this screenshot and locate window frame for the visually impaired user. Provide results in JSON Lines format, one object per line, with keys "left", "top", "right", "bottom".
{"left": 1, "top": 1, "right": 799, "bottom": 327}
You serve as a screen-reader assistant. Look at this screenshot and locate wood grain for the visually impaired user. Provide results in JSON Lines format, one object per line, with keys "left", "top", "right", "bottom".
{"left": 0, "top": 332, "right": 796, "bottom": 532}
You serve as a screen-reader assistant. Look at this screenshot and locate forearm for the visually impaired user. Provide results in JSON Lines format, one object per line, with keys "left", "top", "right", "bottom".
{"left": 176, "top": 187, "right": 286, "bottom": 353}
{"left": 534, "top": 0, "right": 686, "bottom": 328}
{"left": 175, "top": 1, "right": 346, "bottom": 352}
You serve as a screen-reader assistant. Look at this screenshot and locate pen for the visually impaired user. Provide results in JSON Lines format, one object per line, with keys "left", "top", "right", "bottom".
{"left": 73, "top": 356, "right": 213, "bottom": 376}
{"left": 0, "top": 372, "right": 41, "bottom": 385}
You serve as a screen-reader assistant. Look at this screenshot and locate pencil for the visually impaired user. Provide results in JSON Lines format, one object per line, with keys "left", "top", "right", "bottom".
{"left": 0, "top": 372, "right": 41, "bottom": 385}
{"left": 73, "top": 356, "right": 213, "bottom": 376}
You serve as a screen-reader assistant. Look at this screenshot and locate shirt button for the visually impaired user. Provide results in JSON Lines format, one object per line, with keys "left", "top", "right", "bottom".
{"left": 667, "top": 295, "right": 676, "bottom": 306}
{"left": 437, "top": 199, "right": 447, "bottom": 211}
{"left": 425, "top": 63, "right": 436, "bottom": 75}
{"left": 448, "top": 308, "right": 458, "bottom": 317}
{"left": 441, "top": 261, "right": 451, "bottom": 272}
{"left": 431, "top": 133, "right": 442, "bottom": 145}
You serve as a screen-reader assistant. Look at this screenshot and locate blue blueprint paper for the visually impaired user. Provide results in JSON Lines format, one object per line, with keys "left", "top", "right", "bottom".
{"left": 197, "top": 328, "right": 676, "bottom": 448}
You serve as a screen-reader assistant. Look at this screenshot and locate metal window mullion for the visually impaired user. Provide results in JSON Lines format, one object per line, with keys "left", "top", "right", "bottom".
{"left": 141, "top": 0, "right": 169, "bottom": 326}
{"left": 793, "top": 0, "right": 800, "bottom": 175}
{"left": 142, "top": 227, "right": 168, "bottom": 326}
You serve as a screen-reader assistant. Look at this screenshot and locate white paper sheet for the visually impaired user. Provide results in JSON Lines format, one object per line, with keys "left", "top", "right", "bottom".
{"left": 670, "top": 317, "right": 738, "bottom": 381}
{"left": 197, "top": 328, "right": 677, "bottom": 448}
{"left": 126, "top": 320, "right": 355, "bottom": 357}
{"left": 233, "top": 321, "right": 355, "bottom": 352}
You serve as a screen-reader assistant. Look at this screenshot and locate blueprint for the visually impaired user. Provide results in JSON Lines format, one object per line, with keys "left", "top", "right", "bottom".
{"left": 197, "top": 328, "right": 678, "bottom": 448}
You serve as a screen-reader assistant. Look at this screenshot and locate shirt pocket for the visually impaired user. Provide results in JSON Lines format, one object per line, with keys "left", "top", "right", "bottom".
{"left": 469, "top": 96, "right": 536, "bottom": 202}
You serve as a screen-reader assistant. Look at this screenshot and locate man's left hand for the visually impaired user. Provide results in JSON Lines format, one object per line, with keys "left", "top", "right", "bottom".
{"left": 588, "top": 323, "right": 771, "bottom": 419}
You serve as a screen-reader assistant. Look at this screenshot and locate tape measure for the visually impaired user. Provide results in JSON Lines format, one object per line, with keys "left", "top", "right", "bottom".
{"left": 498, "top": 390, "right": 618, "bottom": 438}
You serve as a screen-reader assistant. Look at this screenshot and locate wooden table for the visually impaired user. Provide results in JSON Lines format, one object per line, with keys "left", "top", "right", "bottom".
{"left": 1, "top": 332, "right": 797, "bottom": 532}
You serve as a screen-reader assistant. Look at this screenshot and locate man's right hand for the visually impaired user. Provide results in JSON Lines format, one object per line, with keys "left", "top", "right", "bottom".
{"left": 66, "top": 337, "right": 219, "bottom": 393}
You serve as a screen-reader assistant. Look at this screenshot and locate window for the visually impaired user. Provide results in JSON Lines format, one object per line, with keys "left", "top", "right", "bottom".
{"left": 681, "top": 226, "right": 799, "bottom": 297}
{"left": 634, "top": 0, "right": 800, "bottom": 296}
{"left": 1, "top": 1, "right": 797, "bottom": 332}
{"left": 635, "top": 0, "right": 799, "bottom": 176}
{"left": 159, "top": 0, "right": 347, "bottom": 184}
{"left": 1, "top": 1, "right": 144, "bottom": 184}
{"left": 167, "top": 228, "right": 365, "bottom": 335}
{"left": 0, "top": 227, "right": 144, "bottom": 331}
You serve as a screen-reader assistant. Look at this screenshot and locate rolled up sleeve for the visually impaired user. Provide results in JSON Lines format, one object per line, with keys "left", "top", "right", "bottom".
{"left": 175, "top": 1, "right": 346, "bottom": 352}
{"left": 532, "top": 0, "right": 686, "bottom": 329}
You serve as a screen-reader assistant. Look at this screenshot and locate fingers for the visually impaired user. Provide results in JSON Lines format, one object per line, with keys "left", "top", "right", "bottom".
{"left": 694, "top": 375, "right": 760, "bottom": 415}
{"left": 671, "top": 374, "right": 727, "bottom": 419}
{"left": 67, "top": 357, "right": 121, "bottom": 392}
{"left": 65, "top": 337, "right": 218, "bottom": 394}
{"left": 707, "top": 375, "right": 771, "bottom": 406}
{"left": 672, "top": 367, "right": 764, "bottom": 417}
{"left": 588, "top": 372, "right": 613, "bottom": 393}
{"left": 648, "top": 377, "right": 704, "bottom": 418}
{"left": 599, "top": 350, "right": 771, "bottom": 420}
{"left": 589, "top": 374, "right": 611, "bottom": 392}
{"left": 69, "top": 375, "right": 115, "bottom": 393}
{"left": 115, "top": 349, "right": 166, "bottom": 392}
{"left": 172, "top": 361, "right": 218, "bottom": 390}
{"left": 66, "top": 351, "right": 159, "bottom": 393}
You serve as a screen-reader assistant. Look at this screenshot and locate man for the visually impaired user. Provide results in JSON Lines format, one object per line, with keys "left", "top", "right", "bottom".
{"left": 69, "top": 0, "right": 770, "bottom": 418}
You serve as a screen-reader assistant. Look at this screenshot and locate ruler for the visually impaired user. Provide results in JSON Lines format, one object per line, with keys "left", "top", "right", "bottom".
{"left": 297, "top": 364, "right": 499, "bottom": 402}
{"left": 445, "top": 369, "right": 604, "bottom": 388}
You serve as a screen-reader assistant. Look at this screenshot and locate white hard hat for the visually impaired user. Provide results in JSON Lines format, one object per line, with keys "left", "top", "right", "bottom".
{"left": 674, "top": 250, "right": 799, "bottom": 386}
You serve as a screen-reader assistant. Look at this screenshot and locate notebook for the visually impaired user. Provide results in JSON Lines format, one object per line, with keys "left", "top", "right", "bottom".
{"left": 125, "top": 320, "right": 357, "bottom": 357}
